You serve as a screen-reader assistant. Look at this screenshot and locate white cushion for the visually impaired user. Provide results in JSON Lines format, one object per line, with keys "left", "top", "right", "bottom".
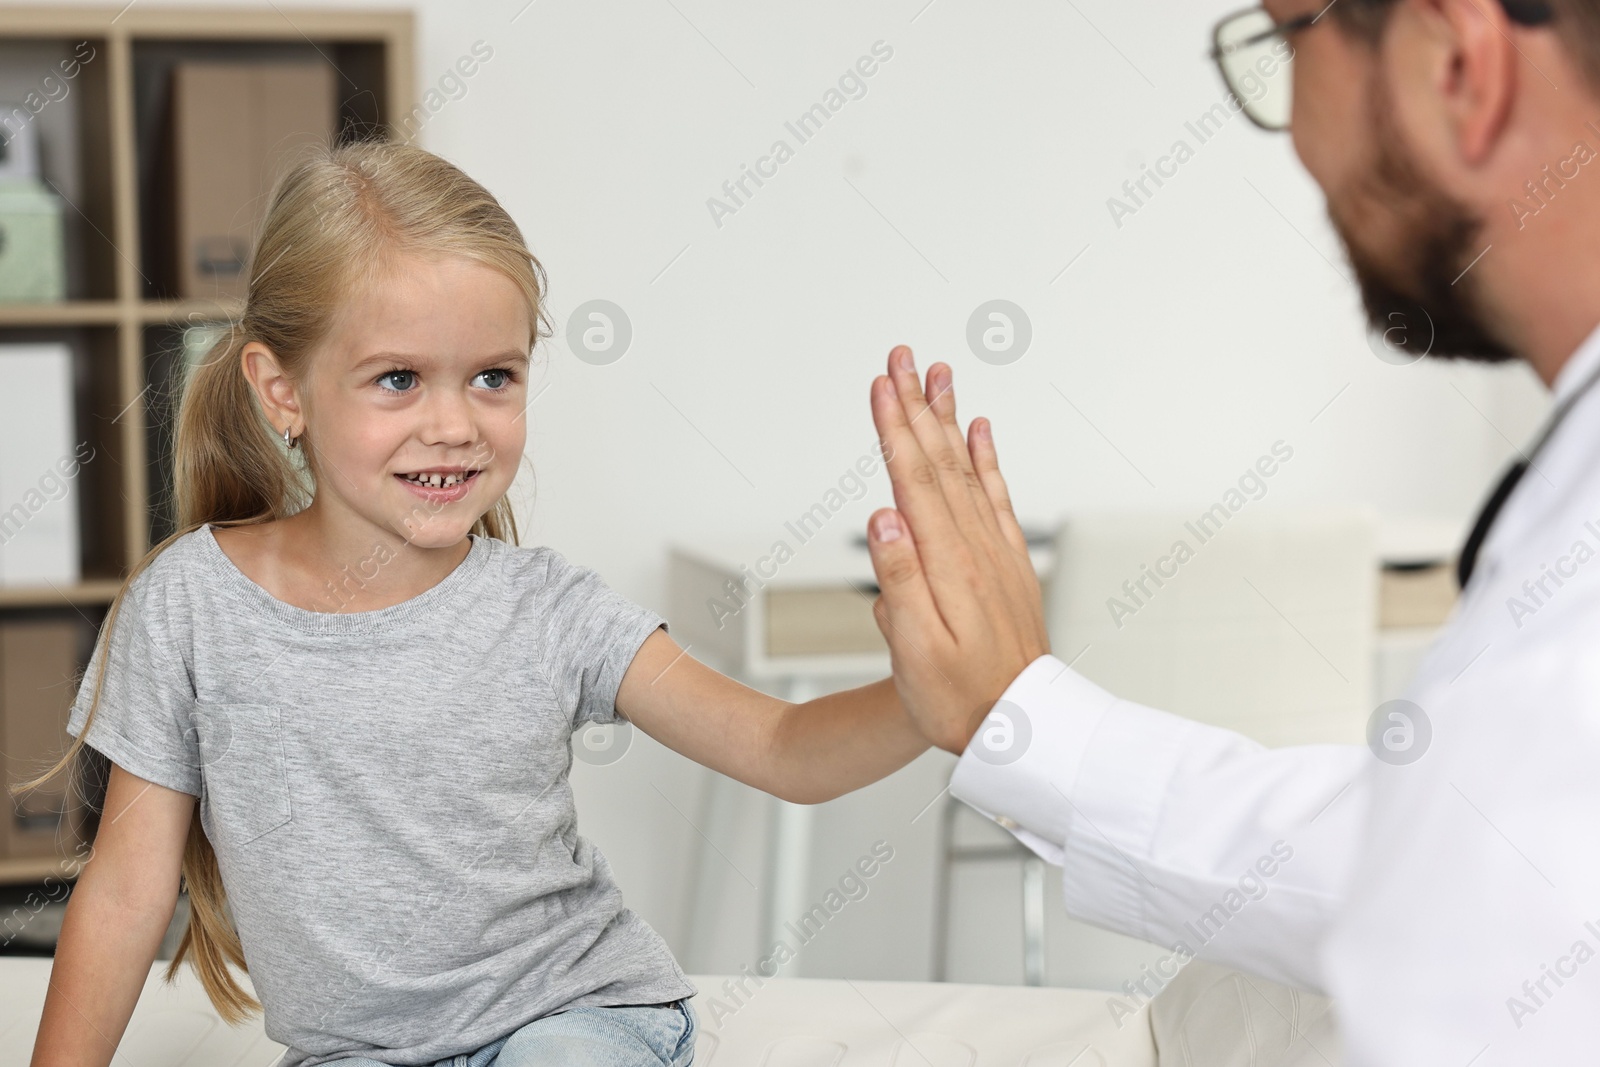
{"left": 1147, "top": 961, "right": 1341, "bottom": 1066}
{"left": 1, "top": 955, "right": 1339, "bottom": 1065}
{"left": 0, "top": 959, "right": 1158, "bottom": 1066}
{"left": 695, "top": 975, "right": 1158, "bottom": 1065}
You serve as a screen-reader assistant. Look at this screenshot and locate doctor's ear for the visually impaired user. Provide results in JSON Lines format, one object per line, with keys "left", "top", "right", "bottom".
{"left": 1395, "top": 0, "right": 1520, "bottom": 166}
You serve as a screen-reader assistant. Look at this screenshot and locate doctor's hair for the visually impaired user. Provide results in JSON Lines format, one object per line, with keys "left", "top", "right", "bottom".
{"left": 1334, "top": 0, "right": 1600, "bottom": 91}
{"left": 9, "top": 137, "right": 551, "bottom": 1025}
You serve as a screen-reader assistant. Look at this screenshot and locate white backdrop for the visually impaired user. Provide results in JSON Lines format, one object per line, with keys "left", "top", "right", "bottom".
{"left": 426, "top": 0, "right": 1553, "bottom": 983}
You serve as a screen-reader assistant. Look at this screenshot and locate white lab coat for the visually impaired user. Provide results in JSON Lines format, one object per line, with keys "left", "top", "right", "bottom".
{"left": 950, "top": 325, "right": 1600, "bottom": 1065}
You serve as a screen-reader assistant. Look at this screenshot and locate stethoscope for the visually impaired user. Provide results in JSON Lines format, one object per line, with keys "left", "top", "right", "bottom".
{"left": 1457, "top": 353, "right": 1600, "bottom": 588}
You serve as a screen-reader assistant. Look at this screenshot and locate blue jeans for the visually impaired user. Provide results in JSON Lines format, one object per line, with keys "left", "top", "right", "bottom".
{"left": 326, "top": 1000, "right": 697, "bottom": 1067}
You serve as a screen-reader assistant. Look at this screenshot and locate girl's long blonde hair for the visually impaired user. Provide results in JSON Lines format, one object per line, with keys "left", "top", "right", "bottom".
{"left": 11, "top": 137, "right": 550, "bottom": 1023}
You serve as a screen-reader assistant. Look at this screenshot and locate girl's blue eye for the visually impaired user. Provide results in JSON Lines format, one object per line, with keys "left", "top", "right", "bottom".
{"left": 376, "top": 370, "right": 416, "bottom": 393}
{"left": 477, "top": 368, "right": 514, "bottom": 390}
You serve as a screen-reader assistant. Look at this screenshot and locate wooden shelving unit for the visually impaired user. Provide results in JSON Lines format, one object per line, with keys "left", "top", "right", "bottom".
{"left": 0, "top": 6, "right": 414, "bottom": 888}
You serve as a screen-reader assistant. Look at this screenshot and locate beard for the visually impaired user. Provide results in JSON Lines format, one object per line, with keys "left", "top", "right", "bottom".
{"left": 1328, "top": 74, "right": 1518, "bottom": 363}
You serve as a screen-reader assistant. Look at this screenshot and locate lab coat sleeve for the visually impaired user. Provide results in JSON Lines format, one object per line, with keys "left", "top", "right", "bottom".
{"left": 948, "top": 653, "right": 1371, "bottom": 993}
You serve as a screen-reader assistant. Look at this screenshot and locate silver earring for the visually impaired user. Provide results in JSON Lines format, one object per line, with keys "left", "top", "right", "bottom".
{"left": 283, "top": 425, "right": 299, "bottom": 450}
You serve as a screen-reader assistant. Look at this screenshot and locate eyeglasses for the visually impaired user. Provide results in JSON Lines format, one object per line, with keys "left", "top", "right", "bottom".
{"left": 1209, "top": 1, "right": 1556, "bottom": 133}
{"left": 1207, "top": 7, "right": 1311, "bottom": 131}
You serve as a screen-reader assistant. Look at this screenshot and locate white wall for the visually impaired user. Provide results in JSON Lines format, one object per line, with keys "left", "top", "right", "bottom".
{"left": 39, "top": 0, "right": 1557, "bottom": 987}
{"left": 432, "top": 0, "right": 1554, "bottom": 987}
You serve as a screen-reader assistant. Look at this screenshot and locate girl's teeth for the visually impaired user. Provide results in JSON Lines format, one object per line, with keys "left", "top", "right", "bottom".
{"left": 403, "top": 472, "right": 471, "bottom": 488}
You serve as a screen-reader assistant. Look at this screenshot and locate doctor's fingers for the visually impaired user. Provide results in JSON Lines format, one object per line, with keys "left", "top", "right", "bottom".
{"left": 871, "top": 372, "right": 971, "bottom": 593}
{"left": 922, "top": 362, "right": 1016, "bottom": 554}
{"left": 866, "top": 508, "right": 944, "bottom": 635}
{"left": 885, "top": 348, "right": 994, "bottom": 539}
{"left": 893, "top": 357, "right": 1023, "bottom": 613}
{"left": 922, "top": 362, "right": 973, "bottom": 479}
{"left": 911, "top": 384, "right": 1044, "bottom": 654}
{"left": 966, "top": 416, "right": 1032, "bottom": 563}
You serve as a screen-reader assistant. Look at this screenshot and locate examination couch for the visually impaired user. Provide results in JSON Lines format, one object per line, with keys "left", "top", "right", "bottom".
{"left": 0, "top": 956, "right": 1338, "bottom": 1065}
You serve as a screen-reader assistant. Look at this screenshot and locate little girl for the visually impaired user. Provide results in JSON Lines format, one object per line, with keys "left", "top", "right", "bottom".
{"left": 19, "top": 139, "right": 931, "bottom": 1067}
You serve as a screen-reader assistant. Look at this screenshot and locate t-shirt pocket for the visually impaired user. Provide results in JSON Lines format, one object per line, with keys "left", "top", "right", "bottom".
{"left": 193, "top": 701, "right": 293, "bottom": 847}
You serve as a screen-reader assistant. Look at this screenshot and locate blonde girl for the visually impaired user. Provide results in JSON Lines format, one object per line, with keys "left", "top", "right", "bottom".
{"left": 18, "top": 138, "right": 931, "bottom": 1067}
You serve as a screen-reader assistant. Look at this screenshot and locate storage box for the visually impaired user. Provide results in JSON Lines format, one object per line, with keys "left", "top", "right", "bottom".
{"left": 0, "top": 616, "right": 90, "bottom": 862}
{"left": 164, "top": 61, "right": 336, "bottom": 299}
{"left": 0, "top": 102, "right": 42, "bottom": 181}
{"left": 0, "top": 180, "right": 66, "bottom": 302}
{"left": 0, "top": 342, "right": 79, "bottom": 586}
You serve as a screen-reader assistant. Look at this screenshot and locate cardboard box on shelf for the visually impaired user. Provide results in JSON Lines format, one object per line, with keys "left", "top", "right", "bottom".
{"left": 0, "top": 615, "right": 90, "bottom": 863}
{"left": 163, "top": 61, "right": 336, "bottom": 300}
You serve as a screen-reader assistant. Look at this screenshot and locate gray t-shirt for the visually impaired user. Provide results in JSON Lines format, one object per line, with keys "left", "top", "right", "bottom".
{"left": 65, "top": 522, "right": 697, "bottom": 1067}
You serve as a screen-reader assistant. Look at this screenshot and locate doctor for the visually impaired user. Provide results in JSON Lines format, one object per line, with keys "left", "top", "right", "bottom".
{"left": 863, "top": 0, "right": 1600, "bottom": 1062}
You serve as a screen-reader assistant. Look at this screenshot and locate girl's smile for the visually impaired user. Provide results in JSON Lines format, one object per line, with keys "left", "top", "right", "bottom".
{"left": 394, "top": 467, "right": 483, "bottom": 503}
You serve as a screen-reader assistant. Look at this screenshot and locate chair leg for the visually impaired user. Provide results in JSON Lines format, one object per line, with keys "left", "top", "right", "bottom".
{"left": 1022, "top": 855, "right": 1046, "bottom": 986}
{"left": 930, "top": 793, "right": 957, "bottom": 981}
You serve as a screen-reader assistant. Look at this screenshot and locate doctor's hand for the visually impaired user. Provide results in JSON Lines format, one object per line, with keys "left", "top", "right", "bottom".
{"left": 865, "top": 345, "right": 1051, "bottom": 756}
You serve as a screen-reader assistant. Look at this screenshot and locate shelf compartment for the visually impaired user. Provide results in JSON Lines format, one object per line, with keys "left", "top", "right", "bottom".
{"left": 0, "top": 35, "right": 117, "bottom": 303}
{"left": 133, "top": 37, "right": 390, "bottom": 302}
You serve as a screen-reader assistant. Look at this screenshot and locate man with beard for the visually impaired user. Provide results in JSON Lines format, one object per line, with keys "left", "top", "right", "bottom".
{"left": 860, "top": 0, "right": 1600, "bottom": 1061}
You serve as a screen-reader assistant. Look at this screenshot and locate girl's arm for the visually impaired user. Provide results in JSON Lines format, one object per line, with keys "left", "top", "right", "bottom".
{"left": 30, "top": 764, "right": 195, "bottom": 1067}
{"left": 614, "top": 629, "right": 931, "bottom": 804}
